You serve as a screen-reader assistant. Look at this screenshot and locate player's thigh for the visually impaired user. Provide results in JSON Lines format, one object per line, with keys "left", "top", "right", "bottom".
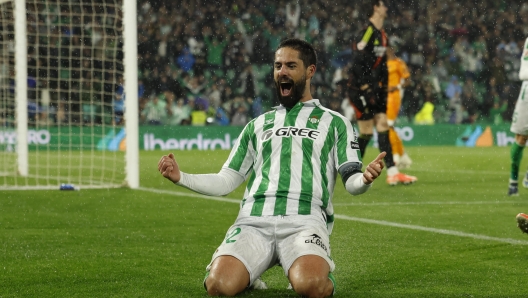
{"left": 386, "top": 91, "right": 401, "bottom": 122}
{"left": 511, "top": 83, "right": 528, "bottom": 137}
{"left": 206, "top": 223, "right": 275, "bottom": 284}
{"left": 288, "top": 254, "right": 331, "bottom": 285}
{"left": 207, "top": 255, "right": 249, "bottom": 291}
{"left": 277, "top": 215, "right": 335, "bottom": 276}
{"left": 374, "top": 112, "right": 389, "bottom": 132}
{"left": 357, "top": 119, "right": 374, "bottom": 134}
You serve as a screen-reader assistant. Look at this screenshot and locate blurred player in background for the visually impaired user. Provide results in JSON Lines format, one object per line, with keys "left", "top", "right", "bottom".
{"left": 159, "top": 38, "right": 386, "bottom": 297}
{"left": 347, "top": 0, "right": 417, "bottom": 185}
{"left": 508, "top": 37, "right": 528, "bottom": 196}
{"left": 516, "top": 213, "right": 528, "bottom": 234}
{"left": 386, "top": 46, "right": 412, "bottom": 169}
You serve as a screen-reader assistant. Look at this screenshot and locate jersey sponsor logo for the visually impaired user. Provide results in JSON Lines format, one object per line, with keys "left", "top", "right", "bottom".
{"left": 374, "top": 45, "right": 386, "bottom": 57}
{"left": 350, "top": 141, "right": 360, "bottom": 150}
{"left": 304, "top": 234, "right": 328, "bottom": 253}
{"left": 261, "top": 126, "right": 320, "bottom": 141}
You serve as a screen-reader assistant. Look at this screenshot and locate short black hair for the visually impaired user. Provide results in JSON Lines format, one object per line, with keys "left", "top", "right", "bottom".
{"left": 276, "top": 38, "right": 317, "bottom": 68}
{"left": 363, "top": 0, "right": 384, "bottom": 18}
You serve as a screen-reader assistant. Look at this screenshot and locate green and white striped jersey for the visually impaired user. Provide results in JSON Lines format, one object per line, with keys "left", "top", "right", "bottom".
{"left": 223, "top": 99, "right": 362, "bottom": 232}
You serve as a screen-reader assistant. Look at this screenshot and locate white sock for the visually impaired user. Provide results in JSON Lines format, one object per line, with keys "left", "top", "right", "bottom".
{"left": 387, "top": 166, "right": 399, "bottom": 176}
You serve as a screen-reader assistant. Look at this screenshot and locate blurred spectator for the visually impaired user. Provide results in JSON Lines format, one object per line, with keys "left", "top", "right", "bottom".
{"left": 141, "top": 94, "right": 166, "bottom": 125}
{"left": 167, "top": 97, "right": 191, "bottom": 126}
{"left": 203, "top": 27, "right": 228, "bottom": 74}
{"left": 176, "top": 46, "right": 195, "bottom": 73}
{"left": 448, "top": 90, "right": 464, "bottom": 124}
{"left": 445, "top": 75, "right": 463, "bottom": 101}
{"left": 414, "top": 99, "right": 435, "bottom": 125}
{"left": 113, "top": 75, "right": 125, "bottom": 125}
{"left": 285, "top": 1, "right": 301, "bottom": 29}
{"left": 489, "top": 99, "right": 508, "bottom": 125}
{"left": 237, "top": 64, "right": 258, "bottom": 99}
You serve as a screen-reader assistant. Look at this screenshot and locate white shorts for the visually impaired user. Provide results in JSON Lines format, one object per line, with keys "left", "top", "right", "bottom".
{"left": 511, "top": 81, "right": 528, "bottom": 136}
{"left": 205, "top": 214, "right": 335, "bottom": 286}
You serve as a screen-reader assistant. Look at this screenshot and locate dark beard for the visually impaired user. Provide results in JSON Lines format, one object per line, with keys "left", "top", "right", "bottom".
{"left": 274, "top": 75, "right": 306, "bottom": 109}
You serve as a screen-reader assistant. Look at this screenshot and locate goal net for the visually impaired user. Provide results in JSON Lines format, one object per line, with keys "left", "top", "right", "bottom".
{"left": 0, "top": 0, "right": 138, "bottom": 190}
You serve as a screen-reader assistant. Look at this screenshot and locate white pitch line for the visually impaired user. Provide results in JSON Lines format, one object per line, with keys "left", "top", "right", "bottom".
{"left": 334, "top": 214, "right": 528, "bottom": 245}
{"left": 396, "top": 169, "right": 503, "bottom": 176}
{"left": 139, "top": 187, "right": 240, "bottom": 204}
{"left": 138, "top": 187, "right": 528, "bottom": 245}
{"left": 334, "top": 201, "right": 523, "bottom": 206}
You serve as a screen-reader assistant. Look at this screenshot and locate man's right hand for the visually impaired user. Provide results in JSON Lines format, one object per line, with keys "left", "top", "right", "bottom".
{"left": 363, "top": 152, "right": 386, "bottom": 184}
{"left": 158, "top": 153, "right": 181, "bottom": 183}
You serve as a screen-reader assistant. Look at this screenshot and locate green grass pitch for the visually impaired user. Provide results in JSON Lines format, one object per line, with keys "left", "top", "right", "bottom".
{"left": 1, "top": 146, "right": 528, "bottom": 297}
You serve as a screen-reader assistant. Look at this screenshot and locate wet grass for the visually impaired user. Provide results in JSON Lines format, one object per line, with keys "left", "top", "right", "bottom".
{"left": 1, "top": 146, "right": 527, "bottom": 297}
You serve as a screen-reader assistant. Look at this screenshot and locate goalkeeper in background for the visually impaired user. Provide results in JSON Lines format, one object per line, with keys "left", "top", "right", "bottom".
{"left": 508, "top": 37, "right": 528, "bottom": 196}
{"left": 386, "top": 46, "right": 412, "bottom": 169}
{"left": 159, "top": 38, "right": 386, "bottom": 297}
{"left": 347, "top": 0, "right": 417, "bottom": 185}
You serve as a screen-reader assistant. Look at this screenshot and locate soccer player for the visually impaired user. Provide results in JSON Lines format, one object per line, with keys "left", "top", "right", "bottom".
{"left": 158, "top": 38, "right": 385, "bottom": 297}
{"left": 516, "top": 213, "right": 528, "bottom": 234}
{"left": 386, "top": 46, "right": 412, "bottom": 169}
{"left": 347, "top": 0, "right": 417, "bottom": 185}
{"left": 508, "top": 37, "right": 528, "bottom": 196}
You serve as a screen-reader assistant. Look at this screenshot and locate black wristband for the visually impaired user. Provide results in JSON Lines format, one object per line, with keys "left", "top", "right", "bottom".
{"left": 339, "top": 162, "right": 363, "bottom": 185}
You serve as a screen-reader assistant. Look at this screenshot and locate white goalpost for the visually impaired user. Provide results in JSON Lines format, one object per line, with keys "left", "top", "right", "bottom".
{"left": 0, "top": 0, "right": 138, "bottom": 190}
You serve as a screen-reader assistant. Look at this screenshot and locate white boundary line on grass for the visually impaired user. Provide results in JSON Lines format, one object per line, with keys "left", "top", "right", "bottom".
{"left": 333, "top": 214, "right": 528, "bottom": 245}
{"left": 333, "top": 201, "right": 523, "bottom": 206}
{"left": 138, "top": 187, "right": 528, "bottom": 246}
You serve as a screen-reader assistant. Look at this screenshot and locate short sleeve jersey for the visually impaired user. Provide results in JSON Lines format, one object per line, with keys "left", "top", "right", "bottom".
{"left": 222, "top": 99, "right": 362, "bottom": 233}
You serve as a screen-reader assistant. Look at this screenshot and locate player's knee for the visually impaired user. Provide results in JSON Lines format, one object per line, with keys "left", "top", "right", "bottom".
{"left": 516, "top": 134, "right": 528, "bottom": 146}
{"left": 291, "top": 275, "right": 332, "bottom": 298}
{"left": 205, "top": 274, "right": 244, "bottom": 297}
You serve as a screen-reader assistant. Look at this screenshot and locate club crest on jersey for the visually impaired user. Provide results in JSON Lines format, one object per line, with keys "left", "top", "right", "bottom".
{"left": 261, "top": 126, "right": 320, "bottom": 142}
{"left": 308, "top": 116, "right": 320, "bottom": 124}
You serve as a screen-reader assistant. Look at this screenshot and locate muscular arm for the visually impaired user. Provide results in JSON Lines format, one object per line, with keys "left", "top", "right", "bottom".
{"left": 176, "top": 168, "right": 245, "bottom": 196}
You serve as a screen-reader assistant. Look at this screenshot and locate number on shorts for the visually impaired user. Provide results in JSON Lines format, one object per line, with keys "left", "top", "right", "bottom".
{"left": 225, "top": 227, "right": 241, "bottom": 243}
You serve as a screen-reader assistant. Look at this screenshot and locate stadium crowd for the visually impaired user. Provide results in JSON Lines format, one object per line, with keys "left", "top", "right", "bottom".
{"left": 131, "top": 0, "right": 528, "bottom": 126}
{"left": 5, "top": 0, "right": 528, "bottom": 127}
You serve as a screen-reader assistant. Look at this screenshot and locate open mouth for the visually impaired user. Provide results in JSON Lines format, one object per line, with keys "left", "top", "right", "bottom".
{"left": 280, "top": 81, "right": 293, "bottom": 97}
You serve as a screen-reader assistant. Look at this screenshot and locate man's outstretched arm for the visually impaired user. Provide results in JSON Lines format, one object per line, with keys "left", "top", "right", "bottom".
{"left": 158, "top": 153, "right": 245, "bottom": 196}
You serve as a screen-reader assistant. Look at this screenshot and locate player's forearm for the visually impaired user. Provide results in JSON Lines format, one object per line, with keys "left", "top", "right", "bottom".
{"left": 345, "top": 173, "right": 372, "bottom": 195}
{"left": 520, "top": 39, "right": 528, "bottom": 80}
{"left": 176, "top": 168, "right": 245, "bottom": 196}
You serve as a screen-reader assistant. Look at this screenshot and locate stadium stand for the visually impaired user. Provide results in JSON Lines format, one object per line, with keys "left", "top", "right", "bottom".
{"left": 5, "top": 0, "right": 528, "bottom": 127}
